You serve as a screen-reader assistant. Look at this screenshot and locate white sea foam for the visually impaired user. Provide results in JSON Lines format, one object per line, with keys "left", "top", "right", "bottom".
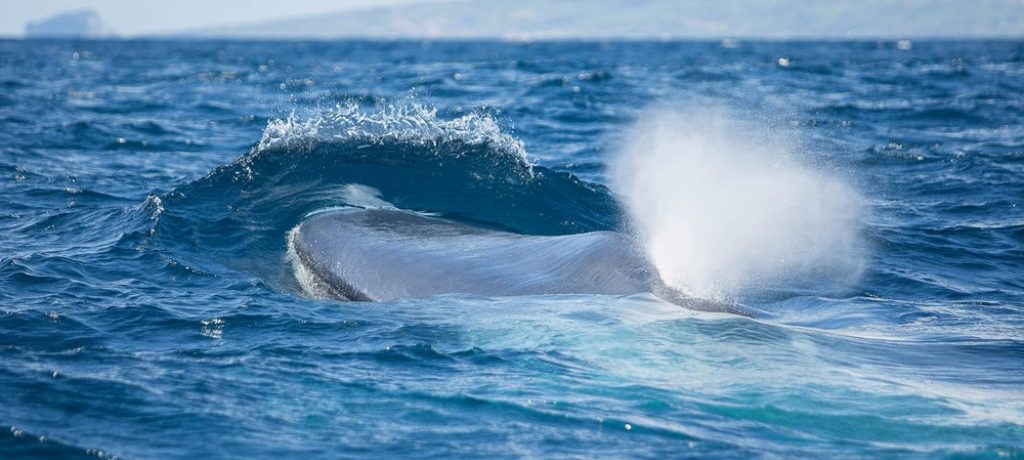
{"left": 211, "top": 101, "right": 536, "bottom": 183}
{"left": 611, "top": 109, "right": 865, "bottom": 301}
{"left": 255, "top": 101, "right": 531, "bottom": 165}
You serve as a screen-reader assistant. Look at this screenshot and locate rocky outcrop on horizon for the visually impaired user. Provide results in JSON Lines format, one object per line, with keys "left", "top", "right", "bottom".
{"left": 25, "top": 9, "right": 116, "bottom": 39}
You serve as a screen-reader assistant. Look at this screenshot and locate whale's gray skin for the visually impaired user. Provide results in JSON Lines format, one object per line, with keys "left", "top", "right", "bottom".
{"left": 288, "top": 208, "right": 660, "bottom": 302}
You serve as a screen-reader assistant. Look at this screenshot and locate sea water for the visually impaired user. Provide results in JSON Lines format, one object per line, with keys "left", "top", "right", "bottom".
{"left": 1, "top": 40, "right": 1022, "bottom": 458}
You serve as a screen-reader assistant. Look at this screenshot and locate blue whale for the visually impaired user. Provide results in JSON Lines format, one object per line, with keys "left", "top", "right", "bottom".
{"left": 288, "top": 208, "right": 661, "bottom": 302}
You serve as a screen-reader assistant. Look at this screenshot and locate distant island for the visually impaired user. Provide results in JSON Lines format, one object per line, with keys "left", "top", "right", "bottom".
{"left": 25, "top": 9, "right": 115, "bottom": 38}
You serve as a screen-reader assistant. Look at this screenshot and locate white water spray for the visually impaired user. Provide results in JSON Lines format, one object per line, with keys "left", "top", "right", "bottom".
{"left": 611, "top": 109, "right": 865, "bottom": 300}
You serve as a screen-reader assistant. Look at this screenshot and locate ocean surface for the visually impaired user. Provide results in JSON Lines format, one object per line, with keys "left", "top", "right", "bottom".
{"left": 1, "top": 39, "right": 1022, "bottom": 458}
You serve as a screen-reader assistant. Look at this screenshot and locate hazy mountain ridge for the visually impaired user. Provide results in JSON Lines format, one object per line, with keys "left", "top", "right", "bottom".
{"left": 188, "top": 0, "right": 1024, "bottom": 39}
{"left": 25, "top": 9, "right": 116, "bottom": 38}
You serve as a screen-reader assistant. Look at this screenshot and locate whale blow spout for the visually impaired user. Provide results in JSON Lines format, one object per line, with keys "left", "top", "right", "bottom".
{"left": 288, "top": 208, "right": 658, "bottom": 302}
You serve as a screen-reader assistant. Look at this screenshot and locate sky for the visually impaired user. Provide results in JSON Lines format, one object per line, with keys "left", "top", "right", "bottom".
{"left": 3, "top": 0, "right": 438, "bottom": 37}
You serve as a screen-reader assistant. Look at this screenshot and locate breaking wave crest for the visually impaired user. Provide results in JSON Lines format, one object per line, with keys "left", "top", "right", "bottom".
{"left": 254, "top": 101, "right": 531, "bottom": 168}
{"left": 153, "top": 102, "right": 619, "bottom": 288}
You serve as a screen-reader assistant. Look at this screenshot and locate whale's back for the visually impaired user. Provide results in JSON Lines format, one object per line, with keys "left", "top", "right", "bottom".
{"left": 289, "top": 208, "right": 656, "bottom": 301}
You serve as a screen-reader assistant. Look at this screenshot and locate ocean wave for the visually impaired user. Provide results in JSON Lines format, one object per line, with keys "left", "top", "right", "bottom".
{"left": 152, "top": 102, "right": 619, "bottom": 288}
{"left": 252, "top": 101, "right": 532, "bottom": 170}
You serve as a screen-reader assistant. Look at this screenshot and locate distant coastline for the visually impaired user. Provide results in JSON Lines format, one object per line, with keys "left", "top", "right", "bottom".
{"left": 18, "top": 0, "right": 1024, "bottom": 40}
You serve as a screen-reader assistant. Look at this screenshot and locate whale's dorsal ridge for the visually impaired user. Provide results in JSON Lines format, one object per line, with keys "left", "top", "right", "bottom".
{"left": 288, "top": 208, "right": 657, "bottom": 302}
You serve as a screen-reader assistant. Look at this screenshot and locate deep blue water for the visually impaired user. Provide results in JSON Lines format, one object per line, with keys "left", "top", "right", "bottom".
{"left": 1, "top": 39, "right": 1022, "bottom": 458}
